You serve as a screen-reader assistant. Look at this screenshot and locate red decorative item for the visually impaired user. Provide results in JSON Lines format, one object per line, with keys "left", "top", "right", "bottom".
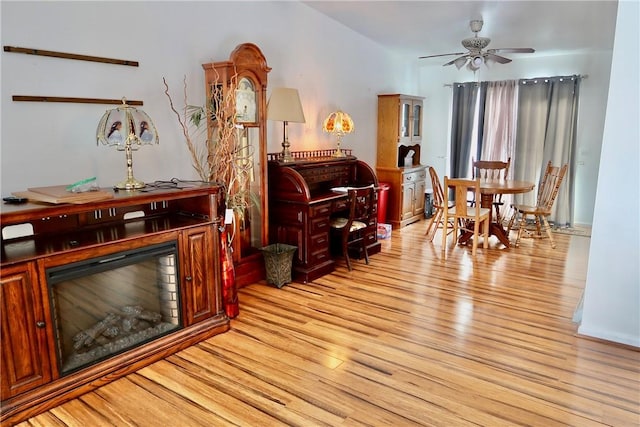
{"left": 220, "top": 227, "right": 239, "bottom": 318}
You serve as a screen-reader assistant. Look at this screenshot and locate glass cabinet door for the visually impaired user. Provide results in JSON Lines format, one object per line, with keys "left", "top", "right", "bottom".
{"left": 400, "top": 101, "right": 411, "bottom": 138}
{"left": 412, "top": 102, "right": 422, "bottom": 139}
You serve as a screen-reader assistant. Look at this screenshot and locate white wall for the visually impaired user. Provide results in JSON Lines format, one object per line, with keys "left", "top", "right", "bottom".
{"left": 0, "top": 1, "right": 410, "bottom": 194}
{"left": 416, "top": 49, "right": 614, "bottom": 227}
{"left": 579, "top": 0, "right": 640, "bottom": 347}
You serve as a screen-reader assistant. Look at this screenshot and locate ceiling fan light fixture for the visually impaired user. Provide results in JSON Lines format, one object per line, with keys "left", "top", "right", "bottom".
{"left": 471, "top": 55, "right": 484, "bottom": 68}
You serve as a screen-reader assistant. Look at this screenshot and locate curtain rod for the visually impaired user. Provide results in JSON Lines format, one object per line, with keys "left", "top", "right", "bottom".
{"left": 443, "top": 74, "right": 588, "bottom": 87}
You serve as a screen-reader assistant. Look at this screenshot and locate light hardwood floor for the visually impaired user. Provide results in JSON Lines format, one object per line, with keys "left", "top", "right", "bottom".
{"left": 17, "top": 221, "right": 640, "bottom": 426}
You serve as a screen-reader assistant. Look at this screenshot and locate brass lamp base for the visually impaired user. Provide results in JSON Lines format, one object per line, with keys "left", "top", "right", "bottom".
{"left": 115, "top": 177, "right": 145, "bottom": 190}
{"left": 332, "top": 137, "right": 346, "bottom": 157}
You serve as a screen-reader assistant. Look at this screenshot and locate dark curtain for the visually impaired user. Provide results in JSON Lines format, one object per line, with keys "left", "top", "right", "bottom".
{"left": 514, "top": 75, "right": 581, "bottom": 225}
{"left": 450, "top": 82, "right": 485, "bottom": 178}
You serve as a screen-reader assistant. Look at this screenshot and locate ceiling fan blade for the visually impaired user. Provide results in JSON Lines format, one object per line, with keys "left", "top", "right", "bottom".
{"left": 443, "top": 55, "right": 469, "bottom": 68}
{"left": 486, "top": 53, "right": 512, "bottom": 64}
{"left": 487, "top": 48, "right": 535, "bottom": 54}
{"left": 419, "top": 52, "right": 466, "bottom": 59}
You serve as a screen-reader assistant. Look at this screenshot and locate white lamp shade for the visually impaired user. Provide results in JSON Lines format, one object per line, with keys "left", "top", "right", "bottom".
{"left": 267, "top": 88, "right": 305, "bottom": 123}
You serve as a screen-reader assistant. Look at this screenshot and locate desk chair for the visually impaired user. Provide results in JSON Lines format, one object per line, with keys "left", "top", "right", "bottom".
{"left": 472, "top": 157, "right": 511, "bottom": 224}
{"left": 442, "top": 177, "right": 490, "bottom": 257}
{"left": 425, "top": 167, "right": 456, "bottom": 242}
{"left": 330, "top": 185, "right": 376, "bottom": 270}
{"left": 506, "top": 161, "right": 568, "bottom": 249}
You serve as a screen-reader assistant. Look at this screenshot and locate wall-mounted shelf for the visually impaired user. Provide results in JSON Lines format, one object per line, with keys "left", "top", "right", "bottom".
{"left": 4, "top": 46, "right": 138, "bottom": 67}
{"left": 12, "top": 96, "right": 143, "bottom": 105}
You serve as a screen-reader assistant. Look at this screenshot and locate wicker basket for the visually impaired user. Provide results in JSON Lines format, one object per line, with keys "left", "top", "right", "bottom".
{"left": 259, "top": 244, "right": 297, "bottom": 288}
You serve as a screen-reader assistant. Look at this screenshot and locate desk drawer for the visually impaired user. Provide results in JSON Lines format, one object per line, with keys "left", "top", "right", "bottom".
{"left": 310, "top": 232, "right": 329, "bottom": 251}
{"left": 310, "top": 202, "right": 331, "bottom": 218}
{"left": 310, "top": 217, "right": 330, "bottom": 233}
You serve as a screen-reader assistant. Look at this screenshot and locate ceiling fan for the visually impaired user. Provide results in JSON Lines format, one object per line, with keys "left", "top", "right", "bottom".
{"left": 419, "top": 19, "right": 535, "bottom": 71}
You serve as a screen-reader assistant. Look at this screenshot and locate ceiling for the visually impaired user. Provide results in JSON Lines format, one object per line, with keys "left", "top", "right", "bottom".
{"left": 302, "top": 1, "right": 618, "bottom": 64}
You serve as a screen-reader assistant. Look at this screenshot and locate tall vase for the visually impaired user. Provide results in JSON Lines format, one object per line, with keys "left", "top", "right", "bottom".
{"left": 220, "top": 227, "right": 239, "bottom": 318}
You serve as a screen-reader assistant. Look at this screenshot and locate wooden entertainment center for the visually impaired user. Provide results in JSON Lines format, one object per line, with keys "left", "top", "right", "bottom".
{"left": 0, "top": 184, "right": 230, "bottom": 425}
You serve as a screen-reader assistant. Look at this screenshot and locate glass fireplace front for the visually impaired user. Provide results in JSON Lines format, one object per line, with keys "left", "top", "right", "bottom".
{"left": 46, "top": 242, "right": 181, "bottom": 375}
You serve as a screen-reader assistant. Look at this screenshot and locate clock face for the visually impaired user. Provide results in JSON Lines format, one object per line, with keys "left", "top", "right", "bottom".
{"left": 236, "top": 77, "right": 257, "bottom": 123}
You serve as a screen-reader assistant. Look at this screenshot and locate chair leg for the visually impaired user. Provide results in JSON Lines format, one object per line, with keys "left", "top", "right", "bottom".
{"left": 515, "top": 213, "right": 527, "bottom": 247}
{"left": 541, "top": 215, "right": 556, "bottom": 249}
{"left": 483, "top": 218, "right": 489, "bottom": 249}
{"left": 363, "top": 239, "right": 370, "bottom": 264}
{"left": 342, "top": 234, "right": 352, "bottom": 271}
{"left": 472, "top": 217, "right": 479, "bottom": 256}
{"left": 441, "top": 214, "right": 449, "bottom": 253}
{"left": 427, "top": 209, "right": 444, "bottom": 242}
{"left": 425, "top": 209, "right": 440, "bottom": 241}
{"left": 506, "top": 209, "right": 517, "bottom": 235}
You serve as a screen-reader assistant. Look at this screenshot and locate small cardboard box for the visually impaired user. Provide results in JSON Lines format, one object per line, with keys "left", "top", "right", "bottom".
{"left": 377, "top": 223, "right": 392, "bottom": 239}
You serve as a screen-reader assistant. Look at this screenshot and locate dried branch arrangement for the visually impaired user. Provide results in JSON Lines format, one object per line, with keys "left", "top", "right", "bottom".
{"left": 163, "top": 72, "right": 237, "bottom": 186}
{"left": 163, "top": 72, "right": 255, "bottom": 223}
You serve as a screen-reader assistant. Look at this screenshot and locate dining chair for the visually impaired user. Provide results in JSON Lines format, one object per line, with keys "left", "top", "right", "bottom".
{"left": 425, "top": 167, "right": 456, "bottom": 242}
{"left": 506, "top": 161, "right": 568, "bottom": 249}
{"left": 442, "top": 177, "right": 490, "bottom": 257}
{"left": 329, "top": 185, "right": 376, "bottom": 270}
{"left": 472, "top": 157, "right": 511, "bottom": 224}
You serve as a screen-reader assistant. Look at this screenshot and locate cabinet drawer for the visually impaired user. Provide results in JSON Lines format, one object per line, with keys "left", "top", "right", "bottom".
{"left": 310, "top": 202, "right": 331, "bottom": 218}
{"left": 364, "top": 229, "right": 377, "bottom": 246}
{"left": 310, "top": 232, "right": 329, "bottom": 251}
{"left": 309, "top": 246, "right": 331, "bottom": 264}
{"left": 310, "top": 217, "right": 330, "bottom": 233}
{"left": 403, "top": 170, "right": 426, "bottom": 183}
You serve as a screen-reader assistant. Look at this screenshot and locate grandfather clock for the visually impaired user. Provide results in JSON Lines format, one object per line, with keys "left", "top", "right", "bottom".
{"left": 202, "top": 43, "right": 271, "bottom": 287}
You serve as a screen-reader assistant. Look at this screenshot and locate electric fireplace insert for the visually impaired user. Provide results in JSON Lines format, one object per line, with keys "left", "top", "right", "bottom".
{"left": 46, "top": 242, "right": 181, "bottom": 375}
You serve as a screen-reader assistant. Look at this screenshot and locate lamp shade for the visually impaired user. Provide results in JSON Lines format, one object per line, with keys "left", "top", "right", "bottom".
{"left": 96, "top": 99, "right": 159, "bottom": 149}
{"left": 96, "top": 99, "right": 159, "bottom": 189}
{"left": 323, "top": 110, "right": 354, "bottom": 158}
{"left": 267, "top": 88, "right": 305, "bottom": 123}
{"left": 322, "top": 110, "right": 354, "bottom": 135}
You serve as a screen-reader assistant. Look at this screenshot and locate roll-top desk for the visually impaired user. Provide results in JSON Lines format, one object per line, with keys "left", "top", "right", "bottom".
{"left": 267, "top": 150, "right": 381, "bottom": 282}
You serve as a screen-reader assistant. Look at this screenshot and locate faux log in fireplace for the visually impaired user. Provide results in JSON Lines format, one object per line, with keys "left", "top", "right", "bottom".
{"left": 0, "top": 184, "right": 230, "bottom": 425}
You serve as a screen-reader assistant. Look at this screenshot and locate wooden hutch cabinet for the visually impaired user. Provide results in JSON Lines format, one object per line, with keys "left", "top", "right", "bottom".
{"left": 0, "top": 185, "right": 229, "bottom": 425}
{"left": 202, "top": 43, "right": 271, "bottom": 288}
{"left": 376, "top": 94, "right": 427, "bottom": 229}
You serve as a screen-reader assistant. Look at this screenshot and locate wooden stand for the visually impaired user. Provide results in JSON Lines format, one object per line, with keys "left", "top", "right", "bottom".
{"left": 376, "top": 94, "right": 427, "bottom": 229}
{"left": 0, "top": 185, "right": 230, "bottom": 425}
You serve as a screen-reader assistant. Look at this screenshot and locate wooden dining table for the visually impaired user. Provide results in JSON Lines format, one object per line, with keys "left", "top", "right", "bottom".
{"left": 459, "top": 179, "right": 535, "bottom": 248}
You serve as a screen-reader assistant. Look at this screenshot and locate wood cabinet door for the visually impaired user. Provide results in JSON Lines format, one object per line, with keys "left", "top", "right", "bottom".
{"left": 414, "top": 176, "right": 426, "bottom": 216}
{"left": 1, "top": 263, "right": 51, "bottom": 400}
{"left": 181, "top": 226, "right": 217, "bottom": 325}
{"left": 401, "top": 182, "right": 415, "bottom": 220}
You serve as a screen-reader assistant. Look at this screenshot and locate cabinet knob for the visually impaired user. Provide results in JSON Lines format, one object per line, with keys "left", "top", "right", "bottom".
{"left": 36, "top": 321, "right": 45, "bottom": 328}
{"left": 185, "top": 276, "right": 192, "bottom": 281}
